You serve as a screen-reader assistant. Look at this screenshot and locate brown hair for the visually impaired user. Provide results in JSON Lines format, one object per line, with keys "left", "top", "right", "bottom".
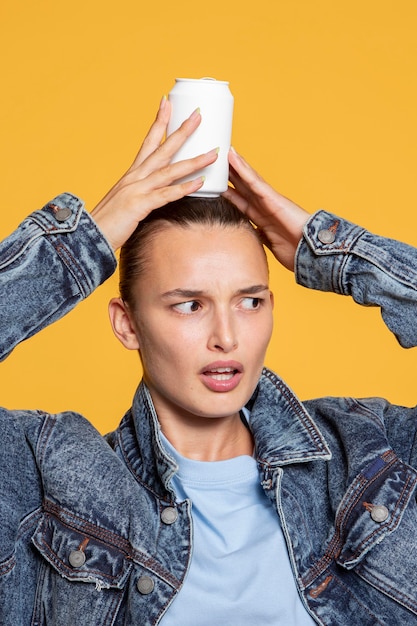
{"left": 119, "top": 196, "right": 266, "bottom": 306}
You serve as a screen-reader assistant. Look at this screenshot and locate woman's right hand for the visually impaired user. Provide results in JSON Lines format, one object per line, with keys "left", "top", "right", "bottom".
{"left": 91, "top": 97, "right": 218, "bottom": 251}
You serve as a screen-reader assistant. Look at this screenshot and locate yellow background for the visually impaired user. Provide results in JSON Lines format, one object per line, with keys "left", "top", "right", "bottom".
{"left": 1, "top": 0, "right": 417, "bottom": 433}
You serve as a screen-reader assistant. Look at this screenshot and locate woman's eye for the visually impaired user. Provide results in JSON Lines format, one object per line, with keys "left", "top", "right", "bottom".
{"left": 173, "top": 301, "right": 201, "bottom": 314}
{"left": 241, "top": 297, "right": 262, "bottom": 310}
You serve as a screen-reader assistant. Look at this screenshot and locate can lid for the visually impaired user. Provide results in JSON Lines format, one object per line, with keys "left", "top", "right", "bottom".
{"left": 175, "top": 77, "right": 229, "bottom": 85}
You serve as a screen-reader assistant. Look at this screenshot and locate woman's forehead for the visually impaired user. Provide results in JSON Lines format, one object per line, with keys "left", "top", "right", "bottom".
{"left": 143, "top": 223, "right": 269, "bottom": 283}
{"left": 151, "top": 221, "right": 264, "bottom": 257}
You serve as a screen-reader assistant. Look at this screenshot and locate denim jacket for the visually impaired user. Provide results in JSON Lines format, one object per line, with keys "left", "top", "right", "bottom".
{"left": 1, "top": 194, "right": 417, "bottom": 625}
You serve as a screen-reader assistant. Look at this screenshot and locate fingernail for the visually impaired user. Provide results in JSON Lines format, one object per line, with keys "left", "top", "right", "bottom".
{"left": 190, "top": 107, "right": 201, "bottom": 119}
{"left": 216, "top": 147, "right": 220, "bottom": 154}
{"left": 160, "top": 94, "right": 168, "bottom": 109}
{"left": 230, "top": 146, "right": 237, "bottom": 153}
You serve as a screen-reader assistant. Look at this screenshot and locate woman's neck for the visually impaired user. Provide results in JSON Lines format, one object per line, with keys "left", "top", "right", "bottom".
{"left": 158, "top": 411, "right": 254, "bottom": 462}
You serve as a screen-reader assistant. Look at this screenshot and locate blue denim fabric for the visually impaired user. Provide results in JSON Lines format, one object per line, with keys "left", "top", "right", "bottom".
{"left": 0, "top": 193, "right": 116, "bottom": 361}
{"left": 1, "top": 199, "right": 417, "bottom": 625}
{"left": 296, "top": 210, "right": 417, "bottom": 348}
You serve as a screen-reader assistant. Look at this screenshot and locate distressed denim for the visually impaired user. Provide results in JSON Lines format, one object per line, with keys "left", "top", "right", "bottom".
{"left": 1, "top": 195, "right": 417, "bottom": 625}
{"left": 0, "top": 193, "right": 116, "bottom": 361}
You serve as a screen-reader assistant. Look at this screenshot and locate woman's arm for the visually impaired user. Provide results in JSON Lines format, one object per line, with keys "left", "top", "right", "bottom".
{"left": 0, "top": 99, "right": 218, "bottom": 360}
{"left": 297, "top": 210, "right": 417, "bottom": 348}
{"left": 0, "top": 194, "right": 116, "bottom": 361}
{"left": 225, "top": 148, "right": 417, "bottom": 348}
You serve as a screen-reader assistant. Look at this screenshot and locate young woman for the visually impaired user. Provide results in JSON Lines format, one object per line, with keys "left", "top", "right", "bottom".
{"left": 1, "top": 98, "right": 417, "bottom": 625}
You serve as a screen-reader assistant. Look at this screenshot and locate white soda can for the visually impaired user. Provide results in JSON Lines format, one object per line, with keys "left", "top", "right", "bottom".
{"left": 167, "top": 77, "right": 234, "bottom": 197}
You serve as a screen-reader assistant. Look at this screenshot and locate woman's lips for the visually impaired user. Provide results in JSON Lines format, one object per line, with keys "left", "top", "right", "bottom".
{"left": 199, "top": 362, "right": 243, "bottom": 392}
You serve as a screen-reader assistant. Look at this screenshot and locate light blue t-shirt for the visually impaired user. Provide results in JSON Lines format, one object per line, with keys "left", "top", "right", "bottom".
{"left": 159, "top": 428, "right": 315, "bottom": 625}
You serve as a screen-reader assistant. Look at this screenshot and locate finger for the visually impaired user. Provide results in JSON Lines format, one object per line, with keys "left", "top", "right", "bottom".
{"left": 103, "top": 145, "right": 218, "bottom": 210}
{"left": 133, "top": 175, "right": 207, "bottom": 215}
{"left": 137, "top": 108, "right": 203, "bottom": 177}
{"left": 228, "top": 147, "right": 254, "bottom": 176}
{"left": 222, "top": 185, "right": 250, "bottom": 215}
{"left": 160, "top": 175, "right": 206, "bottom": 201}
{"left": 228, "top": 165, "right": 246, "bottom": 190}
{"left": 137, "top": 147, "right": 218, "bottom": 193}
{"left": 132, "top": 96, "right": 172, "bottom": 166}
{"left": 228, "top": 166, "right": 255, "bottom": 202}
{"left": 228, "top": 148, "right": 269, "bottom": 192}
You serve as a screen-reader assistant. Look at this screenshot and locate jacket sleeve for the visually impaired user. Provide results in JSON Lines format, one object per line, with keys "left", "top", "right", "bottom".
{"left": 295, "top": 210, "right": 417, "bottom": 348}
{"left": 0, "top": 193, "right": 116, "bottom": 361}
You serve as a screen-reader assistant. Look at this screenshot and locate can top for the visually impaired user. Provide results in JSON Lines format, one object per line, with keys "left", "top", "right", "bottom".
{"left": 174, "top": 77, "right": 229, "bottom": 85}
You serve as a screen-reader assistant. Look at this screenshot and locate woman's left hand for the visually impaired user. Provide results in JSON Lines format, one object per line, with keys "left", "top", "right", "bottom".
{"left": 223, "top": 148, "right": 310, "bottom": 271}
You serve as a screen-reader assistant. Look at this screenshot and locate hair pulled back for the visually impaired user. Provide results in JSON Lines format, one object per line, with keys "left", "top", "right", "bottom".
{"left": 119, "top": 196, "right": 264, "bottom": 307}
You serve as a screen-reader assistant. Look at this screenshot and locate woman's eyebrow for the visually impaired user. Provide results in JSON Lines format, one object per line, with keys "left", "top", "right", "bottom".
{"left": 161, "top": 288, "right": 205, "bottom": 299}
{"left": 235, "top": 284, "right": 269, "bottom": 295}
{"left": 161, "top": 285, "right": 269, "bottom": 300}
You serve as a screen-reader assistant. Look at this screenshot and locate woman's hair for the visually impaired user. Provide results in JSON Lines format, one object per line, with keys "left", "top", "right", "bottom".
{"left": 119, "top": 196, "right": 265, "bottom": 306}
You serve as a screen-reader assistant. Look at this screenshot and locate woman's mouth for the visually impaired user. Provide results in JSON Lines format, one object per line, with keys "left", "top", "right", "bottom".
{"left": 206, "top": 366, "right": 236, "bottom": 380}
{"left": 200, "top": 363, "right": 243, "bottom": 392}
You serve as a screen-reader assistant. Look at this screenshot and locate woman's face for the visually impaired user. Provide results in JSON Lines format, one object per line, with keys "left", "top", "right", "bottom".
{"left": 116, "top": 223, "right": 273, "bottom": 428}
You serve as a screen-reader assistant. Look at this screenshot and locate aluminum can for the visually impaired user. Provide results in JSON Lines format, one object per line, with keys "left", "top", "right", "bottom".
{"left": 167, "top": 77, "right": 234, "bottom": 197}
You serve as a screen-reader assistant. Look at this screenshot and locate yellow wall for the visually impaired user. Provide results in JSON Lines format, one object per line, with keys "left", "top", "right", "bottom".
{"left": 2, "top": 0, "right": 417, "bottom": 432}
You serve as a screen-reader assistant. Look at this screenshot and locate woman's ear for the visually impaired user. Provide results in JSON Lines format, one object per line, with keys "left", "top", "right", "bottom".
{"left": 108, "top": 298, "right": 140, "bottom": 350}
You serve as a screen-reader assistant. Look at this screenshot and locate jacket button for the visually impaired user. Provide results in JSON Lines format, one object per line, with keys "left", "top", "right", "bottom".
{"left": 55, "top": 207, "right": 72, "bottom": 222}
{"left": 161, "top": 506, "right": 178, "bottom": 525}
{"left": 318, "top": 229, "right": 336, "bottom": 244}
{"left": 48, "top": 203, "right": 72, "bottom": 222}
{"left": 68, "top": 550, "right": 86, "bottom": 568}
{"left": 137, "top": 575, "right": 155, "bottom": 595}
{"left": 370, "top": 505, "right": 389, "bottom": 523}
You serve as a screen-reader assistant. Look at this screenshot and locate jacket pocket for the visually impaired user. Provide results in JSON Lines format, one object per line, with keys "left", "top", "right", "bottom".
{"left": 31, "top": 511, "right": 132, "bottom": 625}
{"left": 336, "top": 455, "right": 417, "bottom": 568}
{"left": 352, "top": 496, "right": 417, "bottom": 617}
{"left": 335, "top": 454, "right": 417, "bottom": 616}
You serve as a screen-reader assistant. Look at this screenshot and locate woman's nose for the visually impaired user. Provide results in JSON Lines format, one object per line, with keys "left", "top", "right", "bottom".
{"left": 207, "top": 313, "right": 238, "bottom": 352}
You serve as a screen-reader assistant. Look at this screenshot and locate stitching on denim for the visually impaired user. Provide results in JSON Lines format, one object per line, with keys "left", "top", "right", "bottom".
{"left": 356, "top": 563, "right": 417, "bottom": 614}
{"left": 0, "top": 554, "right": 16, "bottom": 576}
{"left": 348, "top": 397, "right": 390, "bottom": 427}
{"left": 118, "top": 410, "right": 171, "bottom": 502}
{"left": 333, "top": 458, "right": 412, "bottom": 562}
{"left": 263, "top": 369, "right": 330, "bottom": 455}
{"left": 0, "top": 232, "right": 41, "bottom": 269}
{"left": 16, "top": 507, "right": 43, "bottom": 541}
{"left": 36, "top": 413, "right": 57, "bottom": 468}
{"left": 341, "top": 474, "right": 414, "bottom": 561}
{"left": 325, "top": 574, "right": 386, "bottom": 625}
{"left": 351, "top": 237, "right": 417, "bottom": 291}
{"left": 31, "top": 558, "right": 124, "bottom": 625}
{"left": 36, "top": 535, "right": 122, "bottom": 584}
{"left": 43, "top": 500, "right": 132, "bottom": 554}
{"left": 302, "top": 460, "right": 417, "bottom": 587}
{"left": 42, "top": 500, "right": 179, "bottom": 588}
{"left": 31, "top": 557, "right": 48, "bottom": 625}
{"left": 120, "top": 430, "right": 167, "bottom": 500}
{"left": 103, "top": 588, "right": 125, "bottom": 624}
{"left": 53, "top": 240, "right": 88, "bottom": 296}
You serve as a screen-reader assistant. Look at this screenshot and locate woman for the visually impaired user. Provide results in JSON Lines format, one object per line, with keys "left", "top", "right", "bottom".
{"left": 1, "top": 98, "right": 417, "bottom": 625}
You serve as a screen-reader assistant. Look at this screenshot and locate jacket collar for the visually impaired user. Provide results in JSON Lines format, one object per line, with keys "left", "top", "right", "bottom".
{"left": 118, "top": 368, "right": 331, "bottom": 500}
{"left": 249, "top": 369, "right": 331, "bottom": 465}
